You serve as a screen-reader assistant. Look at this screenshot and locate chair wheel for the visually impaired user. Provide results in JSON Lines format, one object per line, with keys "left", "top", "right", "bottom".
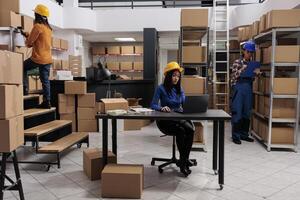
{"left": 158, "top": 168, "right": 163, "bottom": 173}
{"left": 151, "top": 160, "right": 155, "bottom": 166}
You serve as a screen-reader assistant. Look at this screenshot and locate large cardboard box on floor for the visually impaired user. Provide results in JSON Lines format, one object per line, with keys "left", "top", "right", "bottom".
{"left": 101, "top": 164, "right": 144, "bottom": 199}
{"left": 266, "top": 9, "right": 300, "bottom": 30}
{"left": 78, "top": 93, "right": 96, "bottom": 108}
{"left": 182, "top": 46, "right": 207, "bottom": 63}
{"left": 263, "top": 46, "right": 300, "bottom": 64}
{"left": 124, "top": 120, "right": 143, "bottom": 131}
{"left": 78, "top": 108, "right": 97, "bottom": 120}
{"left": 58, "top": 94, "right": 75, "bottom": 114}
{"left": 0, "top": 10, "right": 21, "bottom": 27}
{"left": 0, "top": 85, "right": 23, "bottom": 119}
{"left": 121, "top": 46, "right": 134, "bottom": 54}
{"left": 264, "top": 78, "right": 298, "bottom": 95}
{"left": 21, "top": 15, "right": 34, "bottom": 33}
{"left": 100, "top": 98, "right": 129, "bottom": 113}
{"left": 181, "top": 9, "right": 208, "bottom": 28}
{"left": 0, "top": 50, "right": 23, "bottom": 85}
{"left": 107, "top": 46, "right": 120, "bottom": 55}
{"left": 60, "top": 113, "right": 76, "bottom": 132}
{"left": 193, "top": 122, "right": 204, "bottom": 143}
{"left": 65, "top": 81, "right": 87, "bottom": 95}
{"left": 0, "top": 115, "right": 24, "bottom": 153}
{"left": 83, "top": 148, "right": 116, "bottom": 180}
{"left": 0, "top": 0, "right": 20, "bottom": 13}
{"left": 181, "top": 75, "right": 206, "bottom": 95}
{"left": 78, "top": 119, "right": 97, "bottom": 132}
{"left": 15, "top": 46, "right": 32, "bottom": 61}
{"left": 264, "top": 97, "right": 296, "bottom": 118}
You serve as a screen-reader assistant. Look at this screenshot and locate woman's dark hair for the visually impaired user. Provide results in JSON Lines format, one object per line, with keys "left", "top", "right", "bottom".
{"left": 163, "top": 69, "right": 182, "bottom": 95}
{"left": 34, "top": 13, "right": 52, "bottom": 30}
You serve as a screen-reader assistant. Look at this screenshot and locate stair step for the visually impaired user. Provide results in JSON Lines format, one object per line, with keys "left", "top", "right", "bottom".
{"left": 24, "top": 108, "right": 56, "bottom": 118}
{"left": 38, "top": 132, "right": 89, "bottom": 153}
{"left": 24, "top": 120, "right": 72, "bottom": 137}
{"left": 23, "top": 94, "right": 40, "bottom": 100}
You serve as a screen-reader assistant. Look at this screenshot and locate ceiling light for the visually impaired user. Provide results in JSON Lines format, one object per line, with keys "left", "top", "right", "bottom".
{"left": 114, "top": 38, "right": 136, "bottom": 42}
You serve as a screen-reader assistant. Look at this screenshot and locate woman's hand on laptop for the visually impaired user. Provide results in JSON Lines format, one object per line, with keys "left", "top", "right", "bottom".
{"left": 161, "top": 106, "right": 171, "bottom": 112}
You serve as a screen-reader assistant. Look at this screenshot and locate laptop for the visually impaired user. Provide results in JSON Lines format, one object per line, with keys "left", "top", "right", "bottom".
{"left": 174, "top": 95, "right": 209, "bottom": 114}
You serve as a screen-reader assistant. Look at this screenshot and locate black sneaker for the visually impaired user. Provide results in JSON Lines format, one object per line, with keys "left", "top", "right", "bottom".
{"left": 37, "top": 101, "right": 51, "bottom": 109}
{"left": 241, "top": 137, "right": 254, "bottom": 142}
{"left": 232, "top": 138, "right": 242, "bottom": 145}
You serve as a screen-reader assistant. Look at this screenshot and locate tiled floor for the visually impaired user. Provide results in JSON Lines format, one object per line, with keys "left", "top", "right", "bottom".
{"left": 3, "top": 122, "right": 300, "bottom": 200}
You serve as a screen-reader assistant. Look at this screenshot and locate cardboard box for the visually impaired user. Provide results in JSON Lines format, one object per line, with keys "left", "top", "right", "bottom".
{"left": 61, "top": 60, "right": 69, "bottom": 70}
{"left": 37, "top": 77, "right": 42, "bottom": 90}
{"left": 258, "top": 121, "right": 267, "bottom": 140}
{"left": 0, "top": 85, "right": 23, "bottom": 119}
{"left": 101, "top": 164, "right": 144, "bottom": 199}
{"left": 253, "top": 77, "right": 259, "bottom": 92}
{"left": 21, "top": 15, "right": 33, "bottom": 33}
{"left": 52, "top": 59, "right": 62, "bottom": 70}
{"left": 254, "top": 95, "right": 259, "bottom": 113}
{"left": 0, "top": 10, "right": 21, "bottom": 27}
{"left": 69, "top": 55, "right": 82, "bottom": 67}
{"left": 182, "top": 46, "right": 207, "bottom": 63}
{"left": 51, "top": 38, "right": 61, "bottom": 49}
{"left": 193, "top": 122, "right": 204, "bottom": 143}
{"left": 107, "top": 46, "right": 120, "bottom": 55}
{"left": 270, "top": 126, "right": 294, "bottom": 144}
{"left": 0, "top": 45, "right": 9, "bottom": 50}
{"left": 15, "top": 46, "right": 32, "bottom": 61}
{"left": 121, "top": 46, "right": 134, "bottom": 54}
{"left": 133, "top": 62, "right": 143, "bottom": 71}
{"left": 28, "top": 76, "right": 37, "bottom": 91}
{"left": 60, "top": 39, "right": 68, "bottom": 50}
{"left": 100, "top": 98, "right": 129, "bottom": 113}
{"left": 135, "top": 46, "right": 143, "bottom": 54}
{"left": 259, "top": 14, "right": 267, "bottom": 33}
{"left": 181, "top": 9, "right": 208, "bottom": 28}
{"left": 78, "top": 108, "right": 96, "bottom": 120}
{"left": 258, "top": 96, "right": 264, "bottom": 115}
{"left": 243, "top": 26, "right": 251, "bottom": 41}
{"left": 258, "top": 77, "right": 265, "bottom": 93}
{"left": 0, "top": 0, "right": 20, "bottom": 13}
{"left": 0, "top": 50, "right": 23, "bottom": 85}
{"left": 92, "top": 47, "right": 106, "bottom": 55}
{"left": 127, "top": 98, "right": 142, "bottom": 107}
{"left": 252, "top": 116, "right": 259, "bottom": 134}
{"left": 252, "top": 21, "right": 260, "bottom": 37}
{"left": 65, "top": 81, "right": 87, "bottom": 95}
{"left": 96, "top": 102, "right": 105, "bottom": 114}
{"left": 124, "top": 120, "right": 143, "bottom": 131}
{"left": 266, "top": 9, "right": 300, "bottom": 30}
{"left": 78, "top": 93, "right": 96, "bottom": 108}
{"left": 120, "top": 62, "right": 133, "bottom": 71}
{"left": 60, "top": 113, "right": 76, "bottom": 132}
{"left": 264, "top": 78, "right": 298, "bottom": 95}
{"left": 78, "top": 119, "right": 97, "bottom": 132}
{"left": 58, "top": 94, "right": 75, "bottom": 114}
{"left": 107, "top": 62, "right": 120, "bottom": 71}
{"left": 264, "top": 97, "right": 296, "bottom": 118}
{"left": 0, "top": 115, "right": 24, "bottom": 153}
{"left": 238, "top": 27, "right": 244, "bottom": 41}
{"left": 83, "top": 148, "right": 117, "bottom": 180}
{"left": 255, "top": 48, "right": 261, "bottom": 62}
{"left": 181, "top": 76, "right": 206, "bottom": 95}
{"left": 263, "top": 46, "right": 300, "bottom": 64}
{"left": 229, "top": 40, "right": 240, "bottom": 50}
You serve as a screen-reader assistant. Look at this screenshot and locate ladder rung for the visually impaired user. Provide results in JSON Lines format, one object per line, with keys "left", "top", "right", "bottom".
{"left": 216, "top": 19, "right": 227, "bottom": 22}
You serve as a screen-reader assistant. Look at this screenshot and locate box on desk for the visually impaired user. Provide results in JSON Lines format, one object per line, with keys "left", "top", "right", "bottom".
{"left": 99, "top": 98, "right": 129, "bottom": 113}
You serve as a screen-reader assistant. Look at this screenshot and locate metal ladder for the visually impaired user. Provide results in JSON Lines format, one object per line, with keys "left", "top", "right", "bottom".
{"left": 213, "top": 0, "right": 229, "bottom": 112}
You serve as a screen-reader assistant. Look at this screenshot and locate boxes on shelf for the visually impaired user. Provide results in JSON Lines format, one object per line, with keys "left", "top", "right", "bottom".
{"left": 101, "top": 164, "right": 144, "bottom": 199}
{"left": 181, "top": 75, "right": 206, "bottom": 95}
{"left": 83, "top": 148, "right": 117, "bottom": 180}
{"left": 69, "top": 55, "right": 82, "bottom": 71}
{"left": 133, "top": 62, "right": 143, "bottom": 71}
{"left": 264, "top": 97, "right": 296, "bottom": 118}
{"left": 78, "top": 119, "right": 97, "bottom": 132}
{"left": 229, "top": 40, "right": 240, "bottom": 50}
{"left": 255, "top": 48, "right": 261, "bottom": 62}
{"left": 0, "top": 50, "right": 22, "bottom": 85}
{"left": 254, "top": 95, "right": 259, "bottom": 112}
{"left": 263, "top": 46, "right": 300, "bottom": 64}
{"left": 242, "top": 26, "right": 251, "bottom": 41}
{"left": 92, "top": 47, "right": 106, "bottom": 55}
{"left": 0, "top": 115, "right": 24, "bottom": 153}
{"left": 269, "top": 125, "right": 294, "bottom": 144}
{"left": 58, "top": 94, "right": 75, "bottom": 114}
{"left": 264, "top": 78, "right": 298, "bottom": 95}
{"left": 60, "top": 39, "right": 68, "bottom": 50}
{"left": 127, "top": 98, "right": 142, "bottom": 107}
{"left": 258, "top": 96, "right": 264, "bottom": 115}
{"left": 51, "top": 38, "right": 61, "bottom": 49}
{"left": 52, "top": 59, "right": 62, "bottom": 70}
{"left": 107, "top": 62, "right": 120, "bottom": 71}
{"left": 64, "top": 81, "right": 87, "bottom": 95}
{"left": 60, "top": 113, "right": 76, "bottom": 132}
{"left": 15, "top": 46, "right": 32, "bottom": 61}
{"left": 193, "top": 122, "right": 204, "bottom": 143}
{"left": 135, "top": 46, "right": 143, "bottom": 54}
{"left": 0, "top": 10, "right": 21, "bottom": 27}
{"left": 265, "top": 9, "right": 300, "bottom": 30}
{"left": 71, "top": 68, "right": 82, "bottom": 77}
{"left": 182, "top": 46, "right": 207, "bottom": 63}
{"left": 259, "top": 14, "right": 267, "bottom": 33}
{"left": 0, "top": 0, "right": 20, "bottom": 13}
{"left": 120, "top": 62, "right": 133, "bottom": 71}
{"left": 78, "top": 93, "right": 96, "bottom": 108}
{"left": 251, "top": 21, "right": 260, "bottom": 37}
{"left": 78, "top": 108, "right": 97, "bottom": 120}
{"left": 21, "top": 15, "right": 34, "bottom": 33}
{"left": 121, "top": 46, "right": 134, "bottom": 54}
{"left": 99, "top": 98, "right": 129, "bottom": 113}
{"left": 181, "top": 9, "right": 208, "bottom": 28}
{"left": 107, "top": 46, "right": 120, "bottom": 55}
{"left": 61, "top": 60, "right": 69, "bottom": 70}
{"left": 252, "top": 116, "right": 259, "bottom": 134}
{"left": 0, "top": 85, "right": 23, "bottom": 119}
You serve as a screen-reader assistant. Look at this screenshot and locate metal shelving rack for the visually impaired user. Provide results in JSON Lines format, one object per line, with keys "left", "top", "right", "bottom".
{"left": 0, "top": 27, "right": 17, "bottom": 51}
{"left": 212, "top": 0, "right": 230, "bottom": 113}
{"left": 252, "top": 27, "right": 300, "bottom": 152}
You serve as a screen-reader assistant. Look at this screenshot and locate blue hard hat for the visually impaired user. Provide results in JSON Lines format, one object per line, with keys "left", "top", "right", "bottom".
{"left": 243, "top": 40, "right": 256, "bottom": 52}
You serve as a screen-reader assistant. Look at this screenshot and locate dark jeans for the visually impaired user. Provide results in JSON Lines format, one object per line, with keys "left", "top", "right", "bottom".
{"left": 23, "top": 58, "right": 51, "bottom": 102}
{"left": 156, "top": 120, "right": 195, "bottom": 162}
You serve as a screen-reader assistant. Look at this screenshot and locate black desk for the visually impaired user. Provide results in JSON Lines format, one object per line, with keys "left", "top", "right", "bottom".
{"left": 96, "top": 109, "right": 231, "bottom": 189}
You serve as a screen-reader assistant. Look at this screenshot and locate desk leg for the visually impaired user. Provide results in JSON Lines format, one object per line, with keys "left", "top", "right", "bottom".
{"left": 0, "top": 153, "right": 7, "bottom": 200}
{"left": 218, "top": 120, "right": 225, "bottom": 190}
{"left": 213, "top": 120, "right": 218, "bottom": 175}
{"left": 102, "top": 118, "right": 108, "bottom": 166}
{"left": 112, "top": 119, "right": 117, "bottom": 156}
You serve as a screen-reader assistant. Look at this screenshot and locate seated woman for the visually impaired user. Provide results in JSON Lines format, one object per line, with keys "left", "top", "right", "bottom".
{"left": 150, "top": 62, "right": 195, "bottom": 177}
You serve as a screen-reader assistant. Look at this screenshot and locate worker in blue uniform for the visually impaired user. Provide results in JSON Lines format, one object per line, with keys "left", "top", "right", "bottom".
{"left": 230, "top": 40, "right": 261, "bottom": 144}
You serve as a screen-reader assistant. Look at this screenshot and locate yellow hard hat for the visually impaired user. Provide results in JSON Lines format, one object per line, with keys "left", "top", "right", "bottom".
{"left": 164, "top": 62, "right": 183, "bottom": 76}
{"left": 34, "top": 4, "right": 50, "bottom": 17}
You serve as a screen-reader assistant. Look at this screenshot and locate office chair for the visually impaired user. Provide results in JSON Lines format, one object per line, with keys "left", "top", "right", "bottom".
{"left": 151, "top": 134, "right": 197, "bottom": 174}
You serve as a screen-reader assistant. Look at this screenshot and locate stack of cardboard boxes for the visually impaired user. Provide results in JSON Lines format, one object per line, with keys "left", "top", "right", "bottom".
{"left": 69, "top": 55, "right": 82, "bottom": 77}
{"left": 58, "top": 93, "right": 76, "bottom": 132}
{"left": 0, "top": 50, "right": 24, "bottom": 152}
{"left": 78, "top": 93, "right": 97, "bottom": 132}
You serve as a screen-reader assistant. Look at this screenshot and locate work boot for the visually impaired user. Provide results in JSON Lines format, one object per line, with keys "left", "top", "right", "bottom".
{"left": 232, "top": 138, "right": 242, "bottom": 145}
{"left": 241, "top": 137, "right": 254, "bottom": 142}
{"left": 37, "top": 101, "right": 51, "bottom": 109}
{"left": 186, "top": 159, "right": 196, "bottom": 167}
